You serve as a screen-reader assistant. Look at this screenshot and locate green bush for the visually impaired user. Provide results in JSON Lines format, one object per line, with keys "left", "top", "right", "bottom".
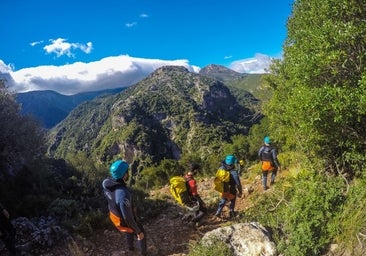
{"left": 188, "top": 238, "right": 233, "bottom": 256}
{"left": 47, "top": 198, "right": 79, "bottom": 221}
{"left": 72, "top": 209, "right": 108, "bottom": 235}
{"left": 242, "top": 170, "right": 345, "bottom": 256}
{"left": 279, "top": 172, "right": 345, "bottom": 256}
{"left": 333, "top": 177, "right": 366, "bottom": 255}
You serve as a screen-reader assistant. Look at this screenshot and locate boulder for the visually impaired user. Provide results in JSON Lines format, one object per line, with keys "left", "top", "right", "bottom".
{"left": 201, "top": 222, "right": 277, "bottom": 256}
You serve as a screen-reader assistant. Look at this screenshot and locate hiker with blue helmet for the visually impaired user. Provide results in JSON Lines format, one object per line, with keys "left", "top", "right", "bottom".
{"left": 258, "top": 136, "right": 281, "bottom": 190}
{"left": 214, "top": 155, "right": 243, "bottom": 219}
{"left": 102, "top": 159, "right": 147, "bottom": 255}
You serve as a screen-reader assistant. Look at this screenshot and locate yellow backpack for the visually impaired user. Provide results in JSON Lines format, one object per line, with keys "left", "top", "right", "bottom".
{"left": 169, "top": 176, "right": 189, "bottom": 206}
{"left": 213, "top": 168, "right": 230, "bottom": 193}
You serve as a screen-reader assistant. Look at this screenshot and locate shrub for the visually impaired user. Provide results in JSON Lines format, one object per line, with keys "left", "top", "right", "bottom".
{"left": 333, "top": 177, "right": 366, "bottom": 255}
{"left": 279, "top": 172, "right": 345, "bottom": 256}
{"left": 188, "top": 237, "right": 233, "bottom": 256}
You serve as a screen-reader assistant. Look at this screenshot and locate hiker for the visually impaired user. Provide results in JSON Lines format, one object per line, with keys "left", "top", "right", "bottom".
{"left": 102, "top": 159, "right": 147, "bottom": 256}
{"left": 0, "top": 202, "right": 17, "bottom": 256}
{"left": 214, "top": 155, "right": 243, "bottom": 218}
{"left": 258, "top": 136, "right": 281, "bottom": 190}
{"left": 184, "top": 163, "right": 207, "bottom": 223}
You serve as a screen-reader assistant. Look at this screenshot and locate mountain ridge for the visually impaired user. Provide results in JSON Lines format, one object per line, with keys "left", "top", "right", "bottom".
{"left": 47, "top": 65, "right": 262, "bottom": 170}
{"left": 15, "top": 64, "right": 263, "bottom": 129}
{"left": 16, "top": 88, "right": 124, "bottom": 128}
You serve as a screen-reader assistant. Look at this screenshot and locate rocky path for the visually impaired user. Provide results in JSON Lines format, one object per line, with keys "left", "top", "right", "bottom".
{"left": 73, "top": 173, "right": 268, "bottom": 256}
{"left": 4, "top": 170, "right": 284, "bottom": 256}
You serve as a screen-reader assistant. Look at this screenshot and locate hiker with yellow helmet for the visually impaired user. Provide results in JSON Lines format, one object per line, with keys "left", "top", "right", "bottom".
{"left": 102, "top": 159, "right": 147, "bottom": 255}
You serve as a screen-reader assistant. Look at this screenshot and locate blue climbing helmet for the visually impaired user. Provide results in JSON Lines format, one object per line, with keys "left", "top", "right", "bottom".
{"left": 109, "top": 160, "right": 129, "bottom": 179}
{"left": 225, "top": 155, "right": 237, "bottom": 165}
{"left": 264, "top": 136, "right": 271, "bottom": 144}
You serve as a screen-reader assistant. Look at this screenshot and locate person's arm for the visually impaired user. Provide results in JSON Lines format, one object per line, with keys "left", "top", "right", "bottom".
{"left": 258, "top": 146, "right": 264, "bottom": 160}
{"left": 272, "top": 149, "right": 281, "bottom": 169}
{"left": 232, "top": 171, "right": 243, "bottom": 195}
{"left": 118, "top": 191, "right": 143, "bottom": 235}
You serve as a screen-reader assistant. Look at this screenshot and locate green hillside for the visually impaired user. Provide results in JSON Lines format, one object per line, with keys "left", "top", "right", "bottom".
{"left": 48, "top": 66, "right": 262, "bottom": 171}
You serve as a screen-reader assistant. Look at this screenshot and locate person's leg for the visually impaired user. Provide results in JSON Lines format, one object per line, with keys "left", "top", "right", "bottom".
{"left": 270, "top": 169, "right": 278, "bottom": 185}
{"left": 229, "top": 197, "right": 236, "bottom": 212}
{"left": 136, "top": 237, "right": 147, "bottom": 256}
{"left": 125, "top": 233, "right": 134, "bottom": 251}
{"left": 192, "top": 210, "right": 204, "bottom": 222}
{"left": 262, "top": 171, "right": 268, "bottom": 190}
{"left": 136, "top": 223, "right": 147, "bottom": 256}
{"left": 229, "top": 197, "right": 237, "bottom": 217}
{"left": 215, "top": 198, "right": 227, "bottom": 217}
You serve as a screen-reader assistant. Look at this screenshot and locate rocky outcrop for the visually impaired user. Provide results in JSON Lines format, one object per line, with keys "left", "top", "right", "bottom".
{"left": 9, "top": 216, "right": 70, "bottom": 255}
{"left": 201, "top": 222, "right": 277, "bottom": 256}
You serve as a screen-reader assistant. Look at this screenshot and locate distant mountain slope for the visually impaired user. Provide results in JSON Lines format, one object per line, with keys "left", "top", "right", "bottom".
{"left": 16, "top": 88, "right": 124, "bottom": 128}
{"left": 199, "top": 64, "right": 246, "bottom": 83}
{"left": 48, "top": 66, "right": 262, "bottom": 169}
{"left": 16, "top": 65, "right": 265, "bottom": 129}
{"left": 227, "top": 74, "right": 268, "bottom": 102}
{"left": 199, "top": 64, "right": 266, "bottom": 101}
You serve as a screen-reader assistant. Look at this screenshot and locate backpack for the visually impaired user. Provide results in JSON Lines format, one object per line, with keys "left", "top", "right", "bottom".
{"left": 260, "top": 146, "right": 275, "bottom": 171}
{"left": 261, "top": 161, "right": 275, "bottom": 171}
{"left": 213, "top": 168, "right": 230, "bottom": 193}
{"left": 169, "top": 176, "right": 189, "bottom": 206}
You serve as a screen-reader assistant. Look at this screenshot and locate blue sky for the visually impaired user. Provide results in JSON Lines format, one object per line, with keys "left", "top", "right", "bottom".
{"left": 0, "top": 0, "right": 294, "bottom": 95}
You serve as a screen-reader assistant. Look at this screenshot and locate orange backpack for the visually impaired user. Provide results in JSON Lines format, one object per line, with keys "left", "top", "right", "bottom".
{"left": 261, "top": 161, "right": 275, "bottom": 171}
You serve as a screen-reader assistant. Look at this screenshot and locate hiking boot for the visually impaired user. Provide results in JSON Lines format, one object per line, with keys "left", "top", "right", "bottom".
{"left": 270, "top": 180, "right": 275, "bottom": 186}
{"left": 263, "top": 186, "right": 268, "bottom": 190}
{"left": 211, "top": 213, "right": 221, "bottom": 221}
{"left": 229, "top": 211, "right": 236, "bottom": 218}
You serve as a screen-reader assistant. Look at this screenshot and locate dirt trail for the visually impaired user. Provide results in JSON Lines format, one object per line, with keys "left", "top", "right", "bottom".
{"left": 36, "top": 171, "right": 285, "bottom": 256}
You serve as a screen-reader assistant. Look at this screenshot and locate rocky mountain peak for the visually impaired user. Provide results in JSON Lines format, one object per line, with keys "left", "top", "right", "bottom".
{"left": 199, "top": 64, "right": 246, "bottom": 83}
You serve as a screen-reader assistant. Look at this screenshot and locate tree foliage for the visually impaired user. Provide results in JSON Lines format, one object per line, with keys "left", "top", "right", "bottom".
{"left": 265, "top": 0, "right": 366, "bottom": 176}
{"left": 0, "top": 80, "right": 46, "bottom": 171}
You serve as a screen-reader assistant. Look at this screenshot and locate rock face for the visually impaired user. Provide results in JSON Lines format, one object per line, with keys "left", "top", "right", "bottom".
{"left": 201, "top": 222, "right": 277, "bottom": 256}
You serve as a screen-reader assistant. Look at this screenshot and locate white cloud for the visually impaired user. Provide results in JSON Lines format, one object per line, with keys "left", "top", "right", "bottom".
{"left": 125, "top": 22, "right": 137, "bottom": 28}
{"left": 0, "top": 60, "right": 13, "bottom": 73}
{"left": 0, "top": 55, "right": 200, "bottom": 95}
{"left": 79, "top": 42, "right": 93, "bottom": 54}
{"left": 0, "top": 53, "right": 278, "bottom": 96}
{"left": 140, "top": 13, "right": 149, "bottom": 18}
{"left": 43, "top": 38, "right": 93, "bottom": 58}
{"left": 30, "top": 40, "right": 43, "bottom": 47}
{"left": 229, "top": 53, "right": 274, "bottom": 74}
